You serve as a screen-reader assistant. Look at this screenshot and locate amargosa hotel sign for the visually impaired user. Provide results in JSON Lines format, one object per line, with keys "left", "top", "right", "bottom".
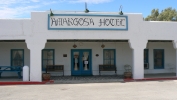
{"left": 48, "top": 14, "right": 128, "bottom": 30}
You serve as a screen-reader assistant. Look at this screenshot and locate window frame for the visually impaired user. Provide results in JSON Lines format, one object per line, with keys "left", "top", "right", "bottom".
{"left": 11, "top": 49, "right": 24, "bottom": 67}
{"left": 42, "top": 49, "right": 55, "bottom": 71}
{"left": 103, "top": 49, "right": 116, "bottom": 65}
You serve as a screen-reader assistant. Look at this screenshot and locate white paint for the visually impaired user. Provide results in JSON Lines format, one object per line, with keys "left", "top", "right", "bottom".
{"left": 0, "top": 11, "right": 177, "bottom": 81}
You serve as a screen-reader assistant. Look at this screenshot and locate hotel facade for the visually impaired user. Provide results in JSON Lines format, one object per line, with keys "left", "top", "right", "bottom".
{"left": 0, "top": 11, "right": 177, "bottom": 82}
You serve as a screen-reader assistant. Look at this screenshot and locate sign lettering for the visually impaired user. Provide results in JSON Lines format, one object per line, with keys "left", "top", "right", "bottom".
{"left": 48, "top": 14, "right": 128, "bottom": 30}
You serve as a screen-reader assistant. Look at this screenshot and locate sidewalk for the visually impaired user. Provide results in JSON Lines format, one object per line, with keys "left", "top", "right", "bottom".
{"left": 0, "top": 75, "right": 177, "bottom": 85}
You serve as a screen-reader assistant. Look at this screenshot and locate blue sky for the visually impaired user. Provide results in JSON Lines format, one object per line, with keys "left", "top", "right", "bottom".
{"left": 0, "top": 0, "right": 177, "bottom": 18}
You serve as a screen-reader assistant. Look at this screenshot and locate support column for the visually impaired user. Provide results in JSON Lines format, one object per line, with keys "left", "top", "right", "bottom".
{"left": 172, "top": 40, "right": 177, "bottom": 77}
{"left": 129, "top": 39, "right": 147, "bottom": 79}
{"left": 26, "top": 38, "right": 46, "bottom": 82}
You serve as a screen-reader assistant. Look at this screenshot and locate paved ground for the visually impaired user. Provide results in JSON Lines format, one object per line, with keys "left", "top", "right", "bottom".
{"left": 1, "top": 80, "right": 177, "bottom": 100}
{"left": 51, "top": 75, "right": 124, "bottom": 83}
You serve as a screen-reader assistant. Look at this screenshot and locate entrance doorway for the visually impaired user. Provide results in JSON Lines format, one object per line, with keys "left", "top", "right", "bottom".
{"left": 71, "top": 49, "right": 92, "bottom": 75}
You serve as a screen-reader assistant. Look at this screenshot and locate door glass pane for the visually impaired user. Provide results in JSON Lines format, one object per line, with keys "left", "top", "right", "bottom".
{"left": 73, "top": 52, "right": 79, "bottom": 71}
{"left": 83, "top": 52, "right": 89, "bottom": 70}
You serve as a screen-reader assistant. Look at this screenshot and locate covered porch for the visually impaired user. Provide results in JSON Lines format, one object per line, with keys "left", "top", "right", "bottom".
{"left": 143, "top": 40, "right": 177, "bottom": 78}
{"left": 0, "top": 39, "right": 177, "bottom": 82}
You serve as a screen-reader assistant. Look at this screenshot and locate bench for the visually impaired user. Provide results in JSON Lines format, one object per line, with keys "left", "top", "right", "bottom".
{"left": 46, "top": 65, "right": 64, "bottom": 76}
{"left": 99, "top": 65, "right": 117, "bottom": 75}
{"left": 0, "top": 66, "right": 22, "bottom": 78}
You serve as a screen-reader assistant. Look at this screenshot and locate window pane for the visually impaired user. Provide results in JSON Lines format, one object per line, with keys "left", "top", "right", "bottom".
{"left": 110, "top": 50, "right": 114, "bottom": 59}
{"left": 42, "top": 49, "right": 54, "bottom": 70}
{"left": 47, "top": 50, "right": 53, "bottom": 59}
{"left": 104, "top": 60, "right": 110, "bottom": 65}
{"left": 111, "top": 60, "right": 114, "bottom": 65}
{"left": 43, "top": 51, "right": 48, "bottom": 59}
{"left": 154, "top": 49, "right": 164, "bottom": 69}
{"left": 11, "top": 50, "right": 24, "bottom": 66}
{"left": 104, "top": 51, "right": 110, "bottom": 59}
{"left": 43, "top": 60, "right": 48, "bottom": 68}
{"left": 103, "top": 50, "right": 115, "bottom": 65}
{"left": 154, "top": 59, "right": 162, "bottom": 67}
{"left": 47, "top": 60, "right": 53, "bottom": 65}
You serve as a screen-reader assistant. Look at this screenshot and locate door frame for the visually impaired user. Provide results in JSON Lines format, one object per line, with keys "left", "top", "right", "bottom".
{"left": 71, "top": 49, "right": 92, "bottom": 76}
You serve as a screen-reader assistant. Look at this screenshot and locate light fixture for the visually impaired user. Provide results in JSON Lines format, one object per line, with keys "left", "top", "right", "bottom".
{"left": 119, "top": 5, "right": 123, "bottom": 15}
{"left": 85, "top": 2, "right": 89, "bottom": 13}
{"left": 50, "top": 8, "right": 54, "bottom": 16}
{"left": 101, "top": 40, "right": 105, "bottom": 48}
{"left": 73, "top": 40, "right": 77, "bottom": 48}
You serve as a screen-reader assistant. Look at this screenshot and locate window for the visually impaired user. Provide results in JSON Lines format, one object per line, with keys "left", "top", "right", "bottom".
{"left": 11, "top": 49, "right": 24, "bottom": 66}
{"left": 154, "top": 49, "right": 164, "bottom": 69}
{"left": 103, "top": 49, "right": 115, "bottom": 65}
{"left": 144, "top": 49, "right": 149, "bottom": 69}
{"left": 42, "top": 49, "right": 54, "bottom": 71}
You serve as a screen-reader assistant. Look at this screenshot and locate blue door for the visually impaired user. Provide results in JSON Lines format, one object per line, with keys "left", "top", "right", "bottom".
{"left": 71, "top": 49, "right": 92, "bottom": 76}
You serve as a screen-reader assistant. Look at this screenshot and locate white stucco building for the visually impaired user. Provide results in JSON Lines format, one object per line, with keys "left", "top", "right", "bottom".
{"left": 0, "top": 10, "right": 177, "bottom": 82}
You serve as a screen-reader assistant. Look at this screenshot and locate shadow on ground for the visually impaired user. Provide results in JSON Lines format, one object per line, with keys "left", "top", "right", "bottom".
{"left": 50, "top": 75, "right": 124, "bottom": 84}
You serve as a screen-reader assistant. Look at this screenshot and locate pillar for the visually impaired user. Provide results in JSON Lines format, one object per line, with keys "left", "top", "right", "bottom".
{"left": 26, "top": 38, "right": 46, "bottom": 82}
{"left": 129, "top": 39, "right": 147, "bottom": 79}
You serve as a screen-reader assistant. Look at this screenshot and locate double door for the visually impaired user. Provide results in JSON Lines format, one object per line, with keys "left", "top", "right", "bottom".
{"left": 71, "top": 49, "right": 92, "bottom": 75}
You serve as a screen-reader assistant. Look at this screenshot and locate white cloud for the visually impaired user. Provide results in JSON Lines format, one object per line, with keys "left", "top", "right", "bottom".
{"left": 0, "top": 0, "right": 113, "bottom": 18}
{"left": 0, "top": 5, "right": 39, "bottom": 18}
{"left": 0, "top": 0, "right": 30, "bottom": 5}
{"left": 31, "top": 0, "right": 40, "bottom": 2}
{"left": 0, "top": 0, "right": 55, "bottom": 18}
{"left": 42, "top": 1, "right": 58, "bottom": 6}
